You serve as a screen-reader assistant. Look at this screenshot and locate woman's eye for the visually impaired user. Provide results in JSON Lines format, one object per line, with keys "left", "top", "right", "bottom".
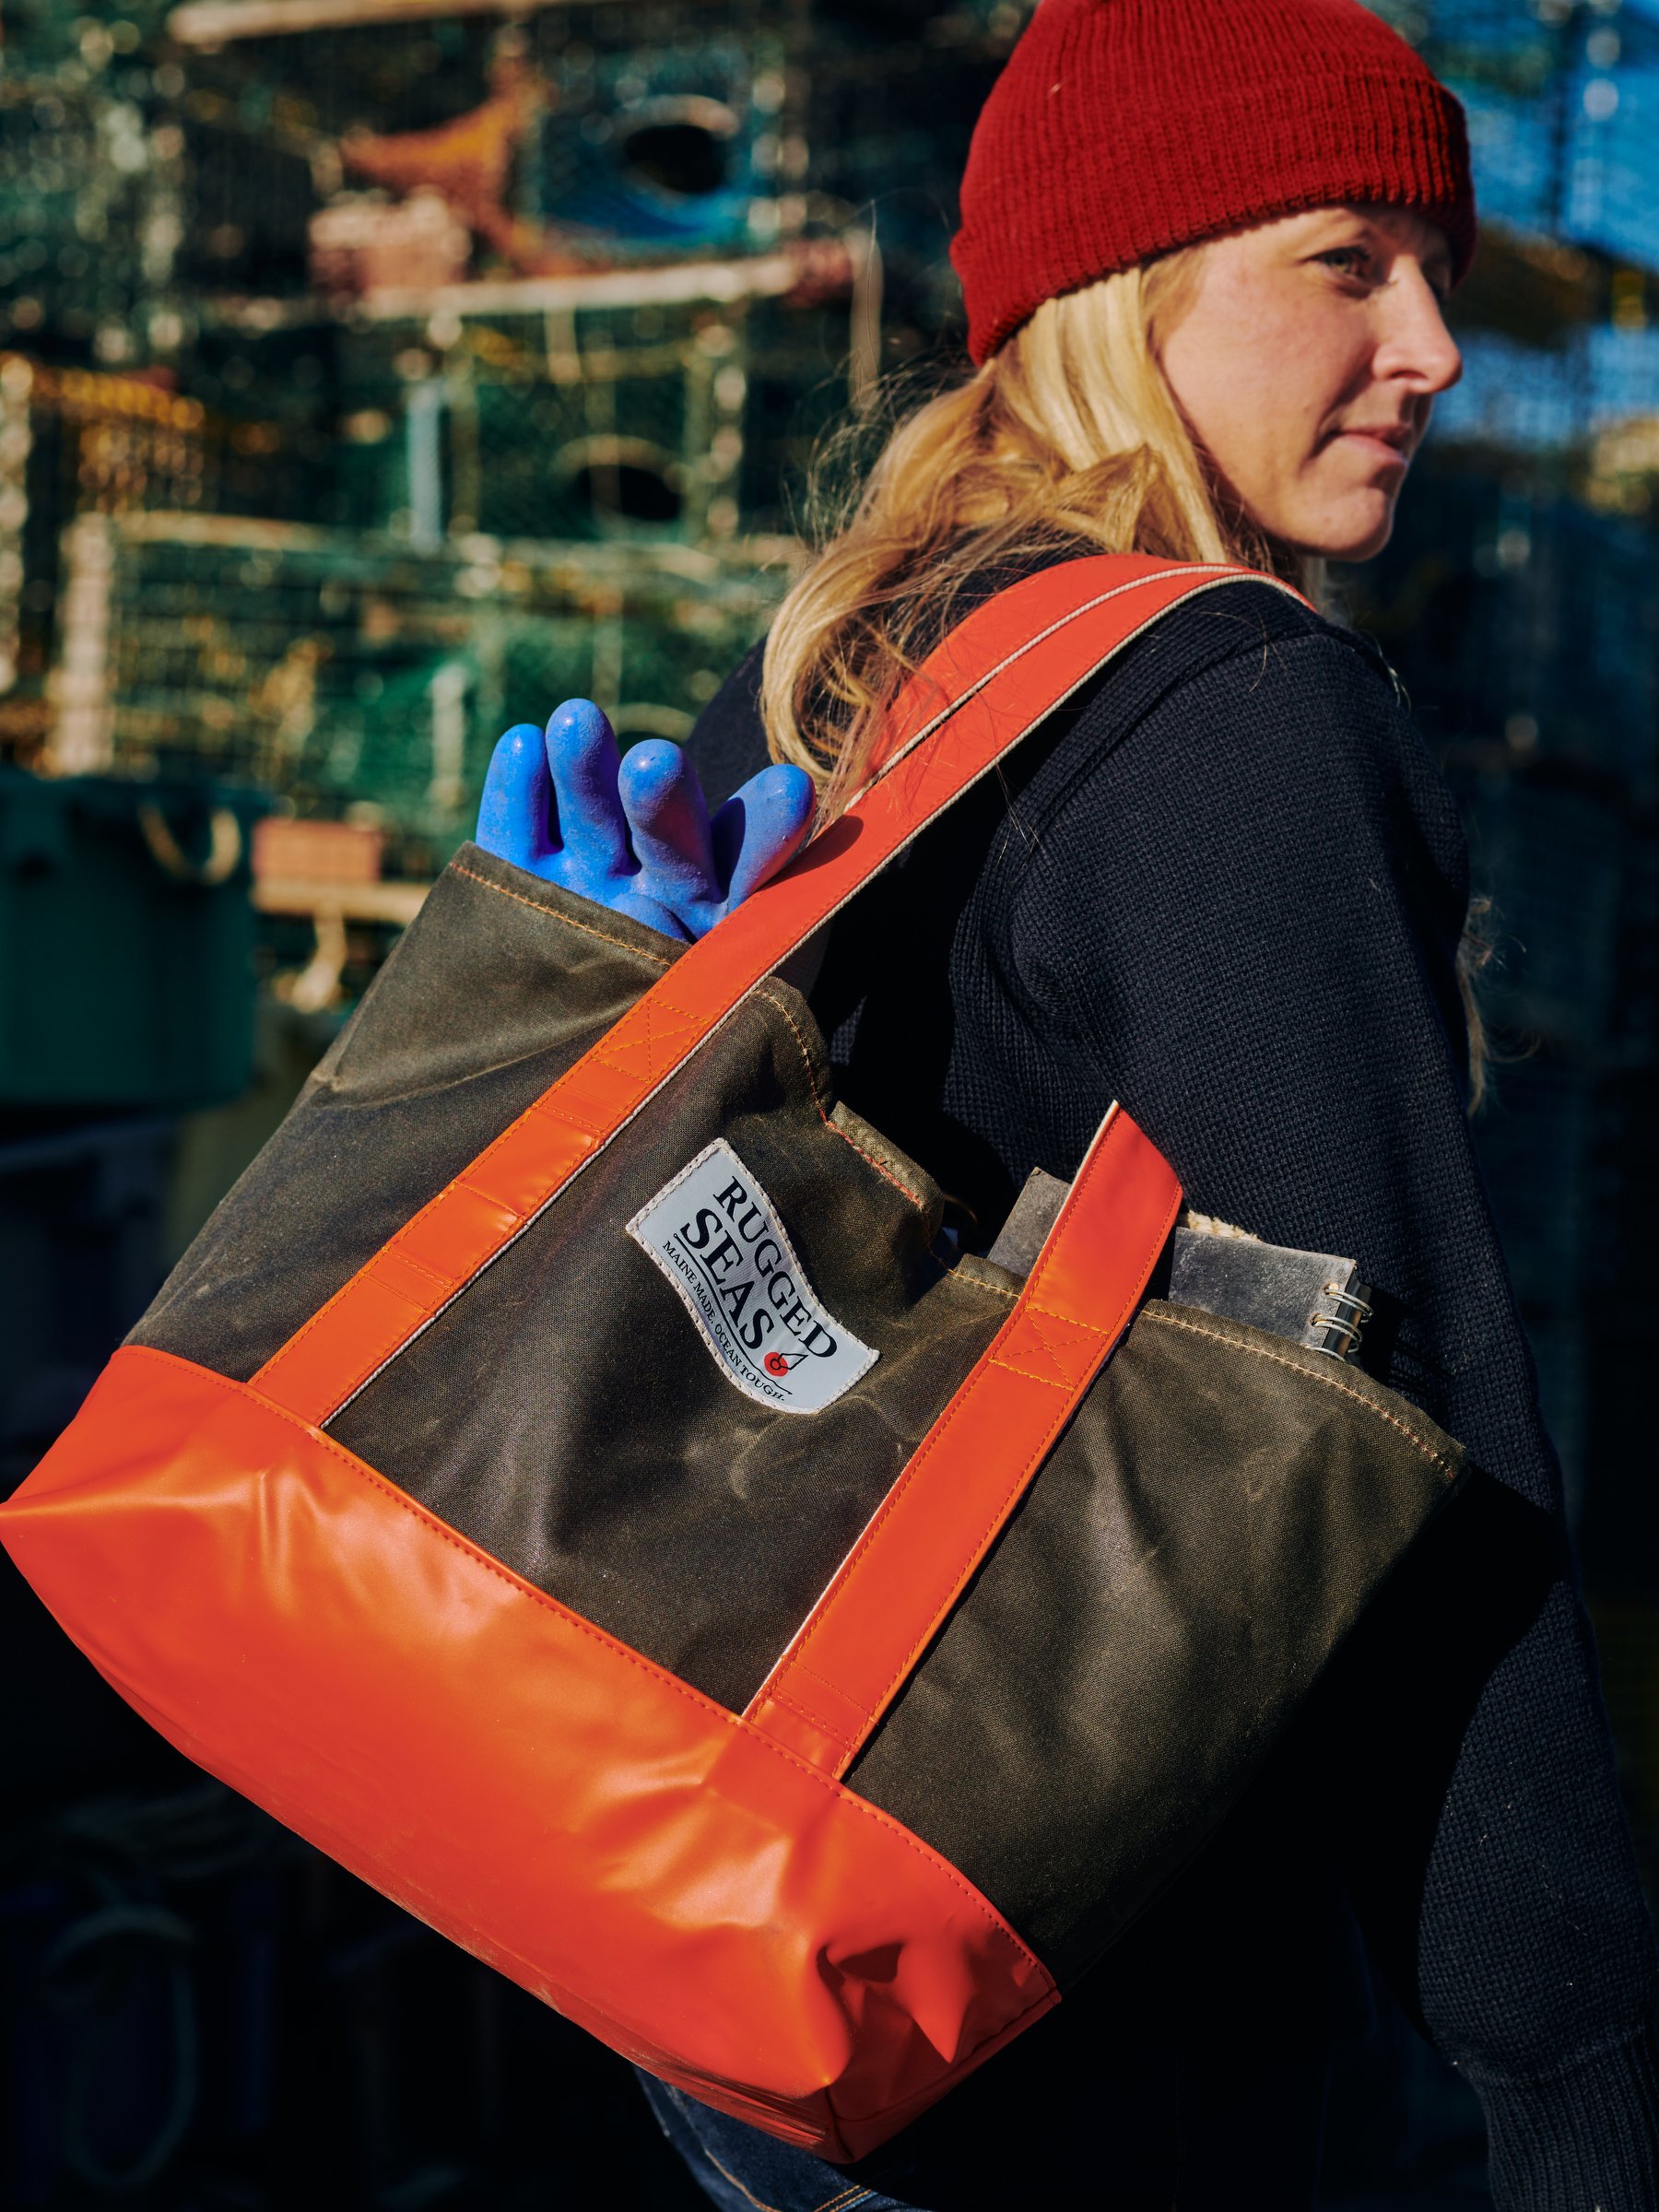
{"left": 1319, "top": 247, "right": 1375, "bottom": 280}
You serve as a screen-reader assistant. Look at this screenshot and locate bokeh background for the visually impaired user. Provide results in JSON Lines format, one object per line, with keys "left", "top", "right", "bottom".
{"left": 0, "top": 1, "right": 1655, "bottom": 2204}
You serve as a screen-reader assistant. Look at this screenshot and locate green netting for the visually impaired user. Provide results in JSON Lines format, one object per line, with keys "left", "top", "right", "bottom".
{"left": 471, "top": 371, "right": 694, "bottom": 539}
{"left": 0, "top": 85, "right": 152, "bottom": 352}
{"left": 93, "top": 521, "right": 791, "bottom": 844}
{"left": 0, "top": 0, "right": 173, "bottom": 77}
{"left": 329, "top": 292, "right": 853, "bottom": 545}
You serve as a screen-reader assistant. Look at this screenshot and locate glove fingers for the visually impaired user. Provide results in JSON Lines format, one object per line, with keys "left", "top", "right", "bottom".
{"left": 618, "top": 741, "right": 720, "bottom": 911}
{"left": 545, "top": 700, "right": 629, "bottom": 876}
{"left": 716, "top": 763, "right": 817, "bottom": 906}
{"left": 476, "top": 724, "right": 556, "bottom": 870}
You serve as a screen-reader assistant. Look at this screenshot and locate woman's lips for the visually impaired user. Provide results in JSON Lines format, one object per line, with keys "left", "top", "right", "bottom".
{"left": 1338, "top": 428, "right": 1413, "bottom": 469}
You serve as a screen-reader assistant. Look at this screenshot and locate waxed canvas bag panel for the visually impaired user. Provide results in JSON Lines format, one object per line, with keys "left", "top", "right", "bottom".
{"left": 132, "top": 847, "right": 683, "bottom": 1381}
{"left": 845, "top": 1300, "right": 1463, "bottom": 1981}
{"left": 130, "top": 843, "right": 1016, "bottom": 1718}
{"left": 327, "top": 967, "right": 1012, "bottom": 1717}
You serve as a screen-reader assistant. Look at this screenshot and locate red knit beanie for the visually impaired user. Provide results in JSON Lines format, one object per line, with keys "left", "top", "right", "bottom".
{"left": 952, "top": 0, "right": 1477, "bottom": 364}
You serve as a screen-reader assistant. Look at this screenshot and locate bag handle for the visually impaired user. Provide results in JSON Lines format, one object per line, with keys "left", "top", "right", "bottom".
{"left": 252, "top": 556, "right": 1300, "bottom": 1431}
{"left": 744, "top": 1100, "right": 1182, "bottom": 1776}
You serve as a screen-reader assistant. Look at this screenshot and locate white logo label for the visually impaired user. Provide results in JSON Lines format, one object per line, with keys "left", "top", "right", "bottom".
{"left": 627, "top": 1139, "right": 878, "bottom": 1416}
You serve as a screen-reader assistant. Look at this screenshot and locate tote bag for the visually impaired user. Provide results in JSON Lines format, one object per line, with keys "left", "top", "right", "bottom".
{"left": 0, "top": 556, "right": 1465, "bottom": 2160}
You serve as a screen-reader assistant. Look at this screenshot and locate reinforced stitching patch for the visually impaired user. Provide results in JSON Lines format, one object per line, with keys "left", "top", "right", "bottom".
{"left": 627, "top": 1139, "right": 877, "bottom": 1417}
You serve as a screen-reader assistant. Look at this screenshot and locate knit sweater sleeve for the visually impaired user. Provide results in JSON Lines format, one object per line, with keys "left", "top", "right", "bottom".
{"left": 994, "top": 614, "right": 1659, "bottom": 2208}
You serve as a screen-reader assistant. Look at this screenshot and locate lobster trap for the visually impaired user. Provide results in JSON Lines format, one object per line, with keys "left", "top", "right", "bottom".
{"left": 521, "top": 20, "right": 792, "bottom": 265}
{"left": 0, "top": 354, "right": 298, "bottom": 761}
{"left": 328, "top": 263, "right": 864, "bottom": 547}
{"left": 41, "top": 512, "right": 796, "bottom": 856}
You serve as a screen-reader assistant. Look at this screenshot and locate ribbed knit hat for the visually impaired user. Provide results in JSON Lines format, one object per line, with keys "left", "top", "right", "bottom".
{"left": 952, "top": 0, "right": 1477, "bottom": 364}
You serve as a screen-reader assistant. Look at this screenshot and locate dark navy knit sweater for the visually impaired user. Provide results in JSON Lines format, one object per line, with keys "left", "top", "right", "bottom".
{"left": 685, "top": 575, "right": 1659, "bottom": 2208}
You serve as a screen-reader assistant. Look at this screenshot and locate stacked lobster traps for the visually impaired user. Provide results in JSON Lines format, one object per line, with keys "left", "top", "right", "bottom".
{"left": 0, "top": 0, "right": 926, "bottom": 868}
{"left": 41, "top": 511, "right": 794, "bottom": 861}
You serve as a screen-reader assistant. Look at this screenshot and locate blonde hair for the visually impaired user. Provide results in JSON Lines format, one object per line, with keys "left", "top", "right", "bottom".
{"left": 759, "top": 253, "right": 1488, "bottom": 1106}
{"left": 761, "top": 250, "right": 1317, "bottom": 816}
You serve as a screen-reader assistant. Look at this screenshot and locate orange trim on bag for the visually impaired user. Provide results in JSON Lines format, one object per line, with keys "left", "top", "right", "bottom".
{"left": 0, "top": 554, "right": 1318, "bottom": 2165}
{"left": 252, "top": 557, "right": 1296, "bottom": 1430}
{"left": 743, "top": 1108, "right": 1182, "bottom": 1778}
{"left": 0, "top": 1344, "right": 1058, "bottom": 2163}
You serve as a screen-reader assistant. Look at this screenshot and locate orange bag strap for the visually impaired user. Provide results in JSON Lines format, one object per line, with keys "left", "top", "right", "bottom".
{"left": 253, "top": 557, "right": 1300, "bottom": 1443}
{"left": 744, "top": 1101, "right": 1182, "bottom": 1776}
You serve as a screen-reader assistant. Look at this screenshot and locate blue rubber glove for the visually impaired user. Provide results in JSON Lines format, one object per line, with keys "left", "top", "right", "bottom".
{"left": 475, "top": 700, "right": 816, "bottom": 942}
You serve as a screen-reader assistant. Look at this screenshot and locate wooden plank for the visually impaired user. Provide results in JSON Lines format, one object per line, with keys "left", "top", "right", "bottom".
{"left": 253, "top": 877, "right": 431, "bottom": 924}
{"left": 169, "top": 0, "right": 628, "bottom": 45}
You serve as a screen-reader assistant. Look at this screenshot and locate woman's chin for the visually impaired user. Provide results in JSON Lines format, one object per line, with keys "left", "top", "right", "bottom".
{"left": 1294, "top": 495, "right": 1400, "bottom": 567}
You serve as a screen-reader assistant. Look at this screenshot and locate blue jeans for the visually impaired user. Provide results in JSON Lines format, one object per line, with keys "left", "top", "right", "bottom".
{"left": 637, "top": 2047, "right": 1330, "bottom": 2212}
{"left": 638, "top": 2074, "right": 917, "bottom": 2212}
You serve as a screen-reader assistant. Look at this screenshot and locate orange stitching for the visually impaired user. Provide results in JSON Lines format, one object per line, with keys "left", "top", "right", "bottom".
{"left": 352, "top": 1270, "right": 429, "bottom": 1323}
{"left": 451, "top": 861, "right": 677, "bottom": 971}
{"left": 525, "top": 1096, "right": 609, "bottom": 1140}
{"left": 592, "top": 990, "right": 703, "bottom": 1078}
{"left": 785, "top": 1651, "right": 864, "bottom": 1707}
{"left": 848, "top": 564, "right": 1233, "bottom": 797}
{"left": 449, "top": 1177, "right": 524, "bottom": 1224}
{"left": 1142, "top": 1307, "right": 1461, "bottom": 1477}
{"left": 993, "top": 1306, "right": 1111, "bottom": 1390}
{"left": 1021, "top": 1301, "right": 1109, "bottom": 1335}
{"left": 984, "top": 1354, "right": 1069, "bottom": 1391}
{"left": 752, "top": 985, "right": 928, "bottom": 1218}
{"left": 856, "top": 1361, "right": 1061, "bottom": 1724}
{"left": 758, "top": 1661, "right": 861, "bottom": 1753}
{"left": 120, "top": 1345, "right": 1049, "bottom": 1981}
{"left": 760, "top": 1682, "right": 853, "bottom": 1751}
{"left": 372, "top": 1247, "right": 455, "bottom": 1292}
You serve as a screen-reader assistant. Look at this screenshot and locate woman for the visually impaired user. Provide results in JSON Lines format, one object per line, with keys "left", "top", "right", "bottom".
{"left": 478, "top": 2, "right": 1659, "bottom": 2203}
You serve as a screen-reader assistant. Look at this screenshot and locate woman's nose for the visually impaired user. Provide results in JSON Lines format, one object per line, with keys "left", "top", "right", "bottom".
{"left": 1379, "top": 265, "right": 1464, "bottom": 396}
